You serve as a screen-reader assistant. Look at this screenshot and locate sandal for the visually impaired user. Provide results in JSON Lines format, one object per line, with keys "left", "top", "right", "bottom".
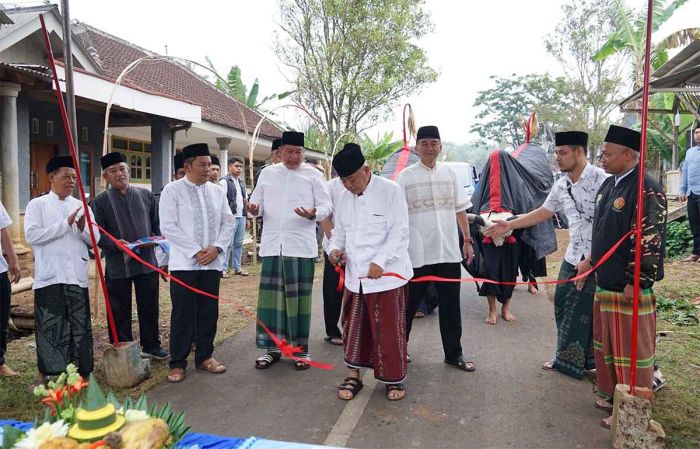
{"left": 595, "top": 398, "right": 613, "bottom": 412}
{"left": 337, "top": 377, "right": 363, "bottom": 400}
{"left": 444, "top": 356, "right": 476, "bottom": 372}
{"left": 235, "top": 270, "right": 250, "bottom": 276}
{"left": 386, "top": 383, "right": 406, "bottom": 401}
{"left": 542, "top": 360, "right": 557, "bottom": 371}
{"left": 197, "top": 358, "right": 226, "bottom": 374}
{"left": 294, "top": 357, "right": 311, "bottom": 371}
{"left": 600, "top": 416, "right": 612, "bottom": 429}
{"left": 167, "top": 368, "right": 186, "bottom": 383}
{"left": 255, "top": 352, "right": 281, "bottom": 369}
{"left": 324, "top": 336, "right": 343, "bottom": 346}
{"left": 414, "top": 311, "right": 425, "bottom": 319}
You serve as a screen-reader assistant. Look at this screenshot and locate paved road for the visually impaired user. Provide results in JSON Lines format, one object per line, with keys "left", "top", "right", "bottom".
{"left": 149, "top": 276, "right": 612, "bottom": 449}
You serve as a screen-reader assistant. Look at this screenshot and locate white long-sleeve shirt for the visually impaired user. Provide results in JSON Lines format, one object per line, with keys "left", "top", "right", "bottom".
{"left": 249, "top": 163, "right": 332, "bottom": 258}
{"left": 328, "top": 175, "right": 412, "bottom": 294}
{"left": 24, "top": 191, "right": 100, "bottom": 289}
{"left": 159, "top": 177, "right": 235, "bottom": 271}
{"left": 396, "top": 161, "right": 471, "bottom": 268}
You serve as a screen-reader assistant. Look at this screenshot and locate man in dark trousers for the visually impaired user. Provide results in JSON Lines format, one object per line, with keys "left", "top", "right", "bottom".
{"left": 219, "top": 155, "right": 249, "bottom": 277}
{"left": 93, "top": 152, "right": 168, "bottom": 360}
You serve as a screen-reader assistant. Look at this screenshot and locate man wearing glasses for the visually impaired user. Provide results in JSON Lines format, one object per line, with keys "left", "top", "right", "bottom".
{"left": 486, "top": 131, "right": 607, "bottom": 379}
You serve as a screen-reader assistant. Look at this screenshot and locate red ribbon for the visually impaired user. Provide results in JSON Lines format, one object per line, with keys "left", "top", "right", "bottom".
{"left": 334, "top": 264, "right": 345, "bottom": 292}
{"left": 336, "top": 230, "right": 633, "bottom": 290}
{"left": 93, "top": 223, "right": 334, "bottom": 370}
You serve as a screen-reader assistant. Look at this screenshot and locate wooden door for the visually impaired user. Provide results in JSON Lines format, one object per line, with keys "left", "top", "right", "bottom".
{"left": 29, "top": 142, "right": 57, "bottom": 198}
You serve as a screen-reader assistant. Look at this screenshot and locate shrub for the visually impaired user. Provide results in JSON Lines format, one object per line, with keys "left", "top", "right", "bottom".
{"left": 665, "top": 220, "right": 693, "bottom": 260}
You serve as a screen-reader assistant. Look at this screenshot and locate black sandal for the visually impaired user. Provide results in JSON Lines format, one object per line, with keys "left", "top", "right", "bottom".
{"left": 255, "top": 352, "right": 281, "bottom": 369}
{"left": 294, "top": 355, "right": 311, "bottom": 371}
{"left": 444, "top": 356, "right": 476, "bottom": 372}
{"left": 386, "top": 383, "right": 406, "bottom": 401}
{"left": 337, "top": 377, "right": 363, "bottom": 400}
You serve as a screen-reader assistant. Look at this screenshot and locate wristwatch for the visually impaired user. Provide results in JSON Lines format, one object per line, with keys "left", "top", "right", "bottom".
{"left": 464, "top": 237, "right": 474, "bottom": 244}
{"left": 216, "top": 247, "right": 223, "bottom": 254}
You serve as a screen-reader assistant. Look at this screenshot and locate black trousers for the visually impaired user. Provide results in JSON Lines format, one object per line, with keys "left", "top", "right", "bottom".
{"left": 688, "top": 193, "right": 700, "bottom": 255}
{"left": 169, "top": 270, "right": 220, "bottom": 369}
{"left": 106, "top": 272, "right": 161, "bottom": 350}
{"left": 0, "top": 272, "right": 10, "bottom": 366}
{"left": 322, "top": 253, "right": 343, "bottom": 338}
{"left": 406, "top": 262, "right": 463, "bottom": 360}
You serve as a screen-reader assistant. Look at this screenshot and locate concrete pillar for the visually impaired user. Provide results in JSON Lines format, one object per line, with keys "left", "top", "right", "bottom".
{"left": 150, "top": 119, "right": 171, "bottom": 193}
{"left": 0, "top": 82, "right": 28, "bottom": 253}
{"left": 216, "top": 137, "right": 231, "bottom": 175}
{"left": 16, "top": 94, "right": 30, "bottom": 209}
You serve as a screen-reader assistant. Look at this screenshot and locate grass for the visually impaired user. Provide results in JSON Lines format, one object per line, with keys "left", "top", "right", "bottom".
{"left": 0, "top": 260, "right": 263, "bottom": 423}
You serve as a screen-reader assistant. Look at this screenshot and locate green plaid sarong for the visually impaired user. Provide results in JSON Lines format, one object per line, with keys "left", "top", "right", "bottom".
{"left": 256, "top": 256, "right": 315, "bottom": 353}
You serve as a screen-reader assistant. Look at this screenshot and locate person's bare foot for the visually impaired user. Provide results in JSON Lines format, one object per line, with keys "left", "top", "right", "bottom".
{"left": 501, "top": 302, "right": 516, "bottom": 322}
{"left": 528, "top": 283, "right": 538, "bottom": 294}
{"left": 600, "top": 415, "right": 613, "bottom": 429}
{"left": 0, "top": 364, "right": 19, "bottom": 377}
{"left": 485, "top": 310, "right": 498, "bottom": 325}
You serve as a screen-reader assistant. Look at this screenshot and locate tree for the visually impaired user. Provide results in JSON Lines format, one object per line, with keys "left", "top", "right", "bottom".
{"left": 544, "top": 0, "right": 627, "bottom": 162}
{"left": 471, "top": 74, "right": 581, "bottom": 149}
{"left": 592, "top": 0, "right": 700, "bottom": 88}
{"left": 205, "top": 58, "right": 293, "bottom": 110}
{"left": 357, "top": 132, "right": 402, "bottom": 173}
{"left": 275, "top": 0, "right": 437, "bottom": 147}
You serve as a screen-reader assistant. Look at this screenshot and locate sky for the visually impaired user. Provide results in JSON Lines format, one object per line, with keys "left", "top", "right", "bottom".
{"left": 46, "top": 0, "right": 700, "bottom": 144}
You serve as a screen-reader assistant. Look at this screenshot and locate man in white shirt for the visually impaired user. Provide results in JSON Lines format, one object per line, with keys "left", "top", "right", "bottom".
{"left": 248, "top": 131, "right": 331, "bottom": 370}
{"left": 0, "top": 200, "right": 21, "bottom": 377}
{"left": 396, "top": 126, "right": 475, "bottom": 372}
{"left": 219, "top": 155, "right": 249, "bottom": 278}
{"left": 159, "top": 143, "right": 235, "bottom": 383}
{"left": 486, "top": 131, "right": 608, "bottom": 380}
{"left": 329, "top": 143, "right": 412, "bottom": 401}
{"left": 320, "top": 177, "right": 346, "bottom": 346}
{"left": 24, "top": 156, "right": 99, "bottom": 378}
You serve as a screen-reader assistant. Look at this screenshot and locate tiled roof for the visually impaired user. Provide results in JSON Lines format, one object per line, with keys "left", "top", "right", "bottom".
{"left": 73, "top": 23, "right": 283, "bottom": 139}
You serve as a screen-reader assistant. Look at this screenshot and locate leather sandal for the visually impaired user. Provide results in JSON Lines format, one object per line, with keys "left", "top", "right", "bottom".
{"left": 197, "top": 358, "right": 226, "bottom": 374}
{"left": 167, "top": 368, "right": 186, "bottom": 383}
{"left": 595, "top": 398, "right": 613, "bottom": 412}
{"left": 444, "top": 356, "right": 476, "bottom": 372}
{"left": 386, "top": 383, "right": 406, "bottom": 401}
{"left": 337, "top": 377, "right": 363, "bottom": 400}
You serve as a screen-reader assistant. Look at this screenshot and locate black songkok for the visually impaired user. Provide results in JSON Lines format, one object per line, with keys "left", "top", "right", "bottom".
{"left": 272, "top": 138, "right": 282, "bottom": 151}
{"left": 173, "top": 152, "right": 185, "bottom": 172}
{"left": 332, "top": 143, "right": 366, "bottom": 177}
{"left": 281, "top": 131, "right": 304, "bottom": 147}
{"left": 100, "top": 152, "right": 127, "bottom": 170}
{"left": 182, "top": 143, "right": 211, "bottom": 159}
{"left": 46, "top": 156, "right": 74, "bottom": 174}
{"left": 416, "top": 125, "right": 440, "bottom": 141}
{"left": 554, "top": 131, "right": 588, "bottom": 148}
{"left": 604, "top": 125, "right": 641, "bottom": 152}
{"left": 210, "top": 155, "right": 220, "bottom": 167}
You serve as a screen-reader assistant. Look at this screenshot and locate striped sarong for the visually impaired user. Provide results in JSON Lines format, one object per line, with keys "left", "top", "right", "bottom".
{"left": 552, "top": 261, "right": 595, "bottom": 379}
{"left": 256, "top": 256, "right": 315, "bottom": 354}
{"left": 593, "top": 286, "right": 656, "bottom": 400}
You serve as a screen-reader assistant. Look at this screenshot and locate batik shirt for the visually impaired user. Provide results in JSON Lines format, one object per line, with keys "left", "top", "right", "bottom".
{"left": 542, "top": 163, "right": 609, "bottom": 266}
{"left": 24, "top": 191, "right": 100, "bottom": 289}
{"left": 92, "top": 186, "right": 160, "bottom": 279}
{"left": 159, "top": 177, "right": 235, "bottom": 271}
{"left": 591, "top": 165, "right": 667, "bottom": 292}
{"left": 396, "top": 161, "right": 471, "bottom": 268}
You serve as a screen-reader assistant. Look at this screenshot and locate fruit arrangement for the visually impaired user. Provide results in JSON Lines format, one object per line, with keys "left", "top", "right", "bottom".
{"left": 2, "top": 365, "right": 188, "bottom": 449}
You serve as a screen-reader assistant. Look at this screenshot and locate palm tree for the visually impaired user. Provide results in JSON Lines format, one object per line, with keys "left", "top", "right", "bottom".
{"left": 205, "top": 57, "right": 294, "bottom": 110}
{"left": 592, "top": 0, "right": 700, "bottom": 88}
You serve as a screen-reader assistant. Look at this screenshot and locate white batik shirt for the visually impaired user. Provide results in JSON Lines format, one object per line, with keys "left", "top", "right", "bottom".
{"left": 249, "top": 163, "right": 332, "bottom": 258}
{"left": 542, "top": 162, "right": 609, "bottom": 265}
{"left": 159, "top": 177, "right": 235, "bottom": 271}
{"left": 0, "top": 202, "right": 11, "bottom": 274}
{"left": 396, "top": 161, "right": 472, "bottom": 268}
{"left": 24, "top": 191, "right": 100, "bottom": 289}
{"left": 328, "top": 175, "right": 412, "bottom": 294}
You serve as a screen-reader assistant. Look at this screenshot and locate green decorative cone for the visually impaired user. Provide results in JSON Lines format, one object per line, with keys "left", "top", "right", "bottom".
{"left": 68, "top": 374, "right": 125, "bottom": 442}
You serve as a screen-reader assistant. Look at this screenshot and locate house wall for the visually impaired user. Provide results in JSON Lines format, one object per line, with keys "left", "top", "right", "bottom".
{"left": 20, "top": 97, "right": 105, "bottom": 207}
{"left": 0, "top": 35, "right": 47, "bottom": 65}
